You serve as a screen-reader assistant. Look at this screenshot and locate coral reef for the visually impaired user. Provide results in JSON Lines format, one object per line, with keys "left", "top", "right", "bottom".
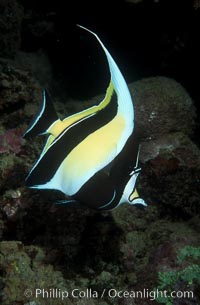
{"left": 0, "top": 5, "right": 199, "bottom": 303}
{"left": 0, "top": 70, "right": 200, "bottom": 305}
{"left": 128, "top": 77, "right": 200, "bottom": 219}
{"left": 130, "top": 77, "right": 196, "bottom": 139}
{"left": 154, "top": 246, "right": 200, "bottom": 305}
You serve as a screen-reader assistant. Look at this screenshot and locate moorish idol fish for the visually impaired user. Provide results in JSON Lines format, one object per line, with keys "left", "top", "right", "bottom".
{"left": 23, "top": 25, "right": 147, "bottom": 211}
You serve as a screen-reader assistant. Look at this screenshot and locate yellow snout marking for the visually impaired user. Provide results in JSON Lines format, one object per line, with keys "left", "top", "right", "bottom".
{"left": 129, "top": 188, "right": 139, "bottom": 202}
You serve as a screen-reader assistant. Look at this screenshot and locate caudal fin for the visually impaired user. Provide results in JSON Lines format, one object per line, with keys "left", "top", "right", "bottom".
{"left": 23, "top": 90, "right": 58, "bottom": 138}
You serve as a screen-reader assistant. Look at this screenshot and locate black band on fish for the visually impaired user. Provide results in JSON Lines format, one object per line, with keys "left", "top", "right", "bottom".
{"left": 24, "top": 25, "right": 147, "bottom": 210}
{"left": 26, "top": 90, "right": 117, "bottom": 187}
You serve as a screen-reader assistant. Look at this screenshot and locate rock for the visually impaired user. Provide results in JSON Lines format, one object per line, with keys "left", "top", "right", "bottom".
{"left": 0, "top": 128, "right": 24, "bottom": 154}
{"left": 129, "top": 76, "right": 196, "bottom": 138}
{"left": 0, "top": 0, "right": 23, "bottom": 58}
{"left": 0, "top": 64, "right": 41, "bottom": 120}
{"left": 133, "top": 222, "right": 200, "bottom": 305}
{"left": 139, "top": 132, "right": 200, "bottom": 166}
{"left": 0, "top": 241, "right": 103, "bottom": 305}
{"left": 122, "top": 77, "right": 200, "bottom": 218}
{"left": 138, "top": 132, "right": 200, "bottom": 217}
{"left": 147, "top": 221, "right": 200, "bottom": 274}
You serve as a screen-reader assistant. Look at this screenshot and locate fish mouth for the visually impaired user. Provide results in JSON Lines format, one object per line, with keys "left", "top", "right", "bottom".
{"left": 131, "top": 197, "right": 147, "bottom": 206}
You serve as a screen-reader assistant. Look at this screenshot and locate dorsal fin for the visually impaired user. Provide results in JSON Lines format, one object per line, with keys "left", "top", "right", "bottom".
{"left": 23, "top": 90, "right": 58, "bottom": 138}
{"left": 77, "top": 25, "right": 134, "bottom": 120}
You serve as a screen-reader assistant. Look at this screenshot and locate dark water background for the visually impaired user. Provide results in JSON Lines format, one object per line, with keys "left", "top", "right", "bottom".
{"left": 19, "top": 1, "right": 199, "bottom": 104}
{"left": 18, "top": 0, "right": 200, "bottom": 148}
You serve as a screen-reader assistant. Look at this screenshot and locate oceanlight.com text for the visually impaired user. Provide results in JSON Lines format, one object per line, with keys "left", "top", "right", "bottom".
{"left": 24, "top": 287, "right": 194, "bottom": 301}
